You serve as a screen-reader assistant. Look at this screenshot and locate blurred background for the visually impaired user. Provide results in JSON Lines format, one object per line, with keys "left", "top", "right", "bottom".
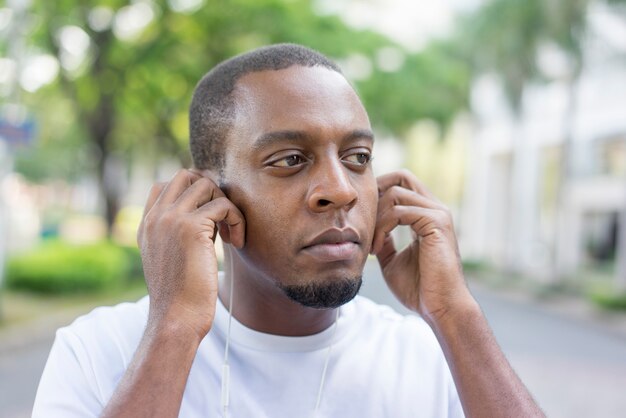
{"left": 1, "top": 0, "right": 626, "bottom": 416}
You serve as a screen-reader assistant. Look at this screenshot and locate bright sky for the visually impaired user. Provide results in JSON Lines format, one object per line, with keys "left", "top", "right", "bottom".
{"left": 314, "top": 0, "right": 484, "bottom": 51}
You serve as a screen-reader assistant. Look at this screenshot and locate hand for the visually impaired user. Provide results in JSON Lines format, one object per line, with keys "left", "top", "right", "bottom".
{"left": 136, "top": 169, "right": 245, "bottom": 340}
{"left": 371, "top": 170, "right": 472, "bottom": 325}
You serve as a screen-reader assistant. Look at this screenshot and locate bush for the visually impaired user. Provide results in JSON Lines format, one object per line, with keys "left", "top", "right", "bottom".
{"left": 6, "top": 240, "right": 131, "bottom": 294}
{"left": 118, "top": 244, "right": 144, "bottom": 281}
{"left": 590, "top": 290, "right": 626, "bottom": 311}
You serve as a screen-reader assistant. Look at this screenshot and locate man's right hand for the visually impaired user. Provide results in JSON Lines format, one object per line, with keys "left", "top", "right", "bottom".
{"left": 136, "top": 169, "right": 246, "bottom": 341}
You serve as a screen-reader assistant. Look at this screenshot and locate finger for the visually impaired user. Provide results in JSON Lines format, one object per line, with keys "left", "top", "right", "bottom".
{"left": 377, "top": 170, "right": 438, "bottom": 201}
{"left": 142, "top": 182, "right": 166, "bottom": 219}
{"left": 374, "top": 185, "right": 442, "bottom": 255}
{"left": 196, "top": 197, "right": 246, "bottom": 249}
{"left": 378, "top": 185, "right": 445, "bottom": 216}
{"left": 175, "top": 177, "right": 225, "bottom": 211}
{"left": 155, "top": 169, "right": 202, "bottom": 207}
{"left": 374, "top": 233, "right": 397, "bottom": 267}
{"left": 137, "top": 182, "right": 166, "bottom": 247}
{"left": 372, "top": 205, "right": 442, "bottom": 254}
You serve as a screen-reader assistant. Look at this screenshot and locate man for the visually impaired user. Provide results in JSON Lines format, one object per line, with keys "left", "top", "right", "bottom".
{"left": 33, "top": 44, "right": 544, "bottom": 417}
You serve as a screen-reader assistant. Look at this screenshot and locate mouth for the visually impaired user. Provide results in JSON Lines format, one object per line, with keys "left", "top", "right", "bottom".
{"left": 301, "top": 228, "right": 361, "bottom": 262}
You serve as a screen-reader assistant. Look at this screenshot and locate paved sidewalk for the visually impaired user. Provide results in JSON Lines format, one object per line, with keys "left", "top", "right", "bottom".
{"left": 466, "top": 279, "right": 626, "bottom": 341}
{"left": 0, "top": 304, "right": 101, "bottom": 355}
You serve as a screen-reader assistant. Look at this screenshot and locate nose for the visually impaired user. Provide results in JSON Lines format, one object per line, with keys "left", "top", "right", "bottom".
{"left": 307, "top": 157, "right": 358, "bottom": 213}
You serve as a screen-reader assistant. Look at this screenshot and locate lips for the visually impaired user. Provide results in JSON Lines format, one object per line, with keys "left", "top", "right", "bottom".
{"left": 301, "top": 228, "right": 361, "bottom": 262}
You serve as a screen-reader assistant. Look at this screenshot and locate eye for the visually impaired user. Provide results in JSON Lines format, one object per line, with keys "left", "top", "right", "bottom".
{"left": 343, "top": 151, "right": 372, "bottom": 166}
{"left": 270, "top": 154, "right": 307, "bottom": 168}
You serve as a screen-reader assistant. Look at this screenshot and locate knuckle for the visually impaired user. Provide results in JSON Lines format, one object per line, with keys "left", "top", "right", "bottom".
{"left": 211, "top": 196, "right": 228, "bottom": 207}
{"left": 435, "top": 210, "right": 452, "bottom": 228}
{"left": 152, "top": 181, "right": 166, "bottom": 191}
{"left": 144, "top": 209, "right": 175, "bottom": 231}
{"left": 197, "top": 176, "right": 214, "bottom": 186}
{"left": 143, "top": 212, "right": 157, "bottom": 230}
{"left": 399, "top": 168, "right": 414, "bottom": 179}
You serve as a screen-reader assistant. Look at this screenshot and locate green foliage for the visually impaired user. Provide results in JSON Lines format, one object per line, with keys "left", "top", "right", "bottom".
{"left": 14, "top": 0, "right": 471, "bottom": 183}
{"left": 459, "top": 0, "right": 548, "bottom": 112}
{"left": 8, "top": 0, "right": 476, "bottom": 234}
{"left": 6, "top": 241, "right": 134, "bottom": 294}
{"left": 358, "top": 40, "right": 471, "bottom": 131}
{"left": 119, "top": 244, "right": 144, "bottom": 281}
{"left": 589, "top": 289, "right": 626, "bottom": 311}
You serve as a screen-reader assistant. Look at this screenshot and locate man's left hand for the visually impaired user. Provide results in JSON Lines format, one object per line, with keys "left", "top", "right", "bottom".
{"left": 371, "top": 170, "right": 474, "bottom": 326}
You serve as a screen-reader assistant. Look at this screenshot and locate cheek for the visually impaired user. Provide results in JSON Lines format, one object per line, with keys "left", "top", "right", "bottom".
{"left": 226, "top": 180, "right": 295, "bottom": 253}
{"left": 358, "top": 178, "right": 379, "bottom": 225}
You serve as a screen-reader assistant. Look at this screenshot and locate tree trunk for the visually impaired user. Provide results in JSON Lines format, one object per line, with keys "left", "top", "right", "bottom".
{"left": 89, "top": 93, "right": 118, "bottom": 237}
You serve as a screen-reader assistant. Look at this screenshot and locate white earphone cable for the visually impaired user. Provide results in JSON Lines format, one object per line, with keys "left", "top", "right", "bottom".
{"left": 221, "top": 255, "right": 235, "bottom": 418}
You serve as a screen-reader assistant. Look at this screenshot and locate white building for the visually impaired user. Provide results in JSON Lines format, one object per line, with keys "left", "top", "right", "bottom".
{"left": 461, "top": 8, "right": 626, "bottom": 284}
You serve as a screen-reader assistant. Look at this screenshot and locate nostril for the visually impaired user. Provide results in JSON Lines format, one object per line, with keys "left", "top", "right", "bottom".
{"left": 318, "top": 199, "right": 331, "bottom": 207}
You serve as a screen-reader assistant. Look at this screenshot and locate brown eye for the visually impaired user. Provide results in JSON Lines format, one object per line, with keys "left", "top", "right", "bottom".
{"left": 272, "top": 154, "right": 306, "bottom": 167}
{"left": 344, "top": 152, "right": 371, "bottom": 166}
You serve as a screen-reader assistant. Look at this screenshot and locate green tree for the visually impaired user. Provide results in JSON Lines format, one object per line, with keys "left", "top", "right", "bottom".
{"left": 16, "top": 0, "right": 470, "bottom": 235}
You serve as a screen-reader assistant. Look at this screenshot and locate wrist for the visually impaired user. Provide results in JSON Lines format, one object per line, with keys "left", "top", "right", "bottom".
{"left": 146, "top": 307, "right": 214, "bottom": 346}
{"left": 424, "top": 291, "right": 482, "bottom": 336}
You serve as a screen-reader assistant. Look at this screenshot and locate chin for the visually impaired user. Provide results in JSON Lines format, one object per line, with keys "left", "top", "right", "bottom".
{"left": 277, "top": 274, "right": 363, "bottom": 309}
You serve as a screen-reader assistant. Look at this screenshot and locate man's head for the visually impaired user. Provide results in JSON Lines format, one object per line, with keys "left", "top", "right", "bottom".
{"left": 189, "top": 44, "right": 341, "bottom": 175}
{"left": 189, "top": 44, "right": 378, "bottom": 309}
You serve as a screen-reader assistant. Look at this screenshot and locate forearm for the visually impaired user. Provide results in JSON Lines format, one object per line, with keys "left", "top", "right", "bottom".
{"left": 430, "top": 298, "right": 545, "bottom": 418}
{"left": 101, "top": 322, "right": 202, "bottom": 418}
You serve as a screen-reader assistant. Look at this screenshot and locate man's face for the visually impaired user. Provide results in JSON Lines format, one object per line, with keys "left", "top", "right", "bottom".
{"left": 221, "top": 65, "right": 378, "bottom": 307}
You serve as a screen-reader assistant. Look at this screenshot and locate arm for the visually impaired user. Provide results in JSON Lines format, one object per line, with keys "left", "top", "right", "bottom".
{"left": 372, "top": 170, "right": 544, "bottom": 418}
{"left": 431, "top": 299, "right": 542, "bottom": 417}
{"left": 102, "top": 169, "right": 245, "bottom": 418}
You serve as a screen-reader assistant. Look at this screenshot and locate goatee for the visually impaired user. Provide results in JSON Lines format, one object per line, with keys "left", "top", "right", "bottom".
{"left": 278, "top": 276, "right": 362, "bottom": 309}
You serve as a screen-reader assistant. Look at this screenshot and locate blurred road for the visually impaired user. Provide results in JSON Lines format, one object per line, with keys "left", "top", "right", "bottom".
{"left": 1, "top": 260, "right": 626, "bottom": 417}
{"left": 0, "top": 334, "right": 53, "bottom": 418}
{"left": 361, "top": 261, "right": 626, "bottom": 418}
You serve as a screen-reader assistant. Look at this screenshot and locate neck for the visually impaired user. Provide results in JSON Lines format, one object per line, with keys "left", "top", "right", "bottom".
{"left": 218, "top": 246, "right": 337, "bottom": 337}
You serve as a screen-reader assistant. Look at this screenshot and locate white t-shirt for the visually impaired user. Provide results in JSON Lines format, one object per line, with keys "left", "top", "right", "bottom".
{"left": 33, "top": 293, "right": 464, "bottom": 417}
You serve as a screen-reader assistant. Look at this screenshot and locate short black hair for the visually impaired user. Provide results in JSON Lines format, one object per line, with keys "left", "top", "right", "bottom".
{"left": 189, "top": 43, "right": 342, "bottom": 172}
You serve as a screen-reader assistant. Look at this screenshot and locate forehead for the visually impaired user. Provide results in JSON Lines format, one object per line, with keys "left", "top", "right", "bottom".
{"left": 230, "top": 66, "right": 371, "bottom": 147}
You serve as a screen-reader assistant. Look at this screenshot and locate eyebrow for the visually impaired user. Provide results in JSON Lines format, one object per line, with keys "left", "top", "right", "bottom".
{"left": 252, "top": 129, "right": 375, "bottom": 151}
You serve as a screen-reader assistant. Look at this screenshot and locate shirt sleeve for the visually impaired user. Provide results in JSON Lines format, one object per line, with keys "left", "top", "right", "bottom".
{"left": 32, "top": 327, "right": 104, "bottom": 418}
